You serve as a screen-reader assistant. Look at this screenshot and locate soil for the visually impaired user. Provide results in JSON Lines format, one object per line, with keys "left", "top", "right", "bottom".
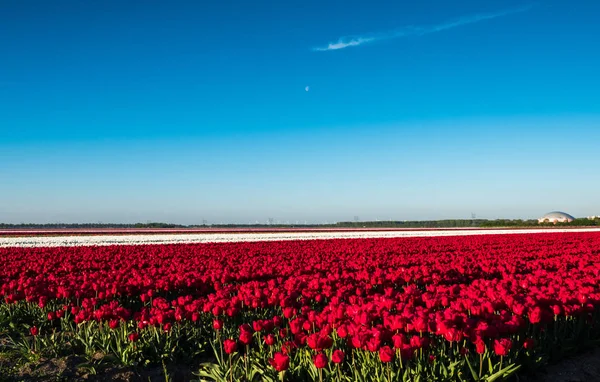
{"left": 519, "top": 347, "right": 600, "bottom": 382}
{"left": 1, "top": 348, "right": 599, "bottom": 381}
{"left": 0, "top": 351, "right": 196, "bottom": 382}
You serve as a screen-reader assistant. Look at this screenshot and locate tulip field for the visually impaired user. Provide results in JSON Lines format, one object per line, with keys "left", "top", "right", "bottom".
{"left": 1, "top": 231, "right": 600, "bottom": 381}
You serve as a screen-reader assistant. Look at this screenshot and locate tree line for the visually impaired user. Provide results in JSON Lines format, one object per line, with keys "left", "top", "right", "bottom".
{"left": 1, "top": 218, "right": 598, "bottom": 229}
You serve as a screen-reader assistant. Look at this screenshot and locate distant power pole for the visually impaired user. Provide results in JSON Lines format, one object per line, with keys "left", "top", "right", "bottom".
{"left": 268, "top": 218, "right": 274, "bottom": 225}
{"left": 354, "top": 215, "right": 359, "bottom": 222}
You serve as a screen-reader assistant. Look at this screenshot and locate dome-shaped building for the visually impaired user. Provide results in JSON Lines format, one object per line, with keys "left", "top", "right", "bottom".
{"left": 538, "top": 211, "right": 575, "bottom": 224}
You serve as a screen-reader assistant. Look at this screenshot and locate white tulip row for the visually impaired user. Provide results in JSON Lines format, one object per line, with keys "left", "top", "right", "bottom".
{"left": 1, "top": 228, "right": 600, "bottom": 248}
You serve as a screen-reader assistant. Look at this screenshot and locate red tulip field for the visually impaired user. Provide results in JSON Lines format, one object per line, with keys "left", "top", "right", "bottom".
{"left": 1, "top": 232, "right": 600, "bottom": 381}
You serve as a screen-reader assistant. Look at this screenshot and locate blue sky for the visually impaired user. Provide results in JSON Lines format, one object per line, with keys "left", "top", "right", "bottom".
{"left": 1, "top": 0, "right": 599, "bottom": 224}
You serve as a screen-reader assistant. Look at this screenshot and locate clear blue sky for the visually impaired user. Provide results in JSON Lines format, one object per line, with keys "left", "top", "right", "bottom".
{"left": 1, "top": 0, "right": 599, "bottom": 224}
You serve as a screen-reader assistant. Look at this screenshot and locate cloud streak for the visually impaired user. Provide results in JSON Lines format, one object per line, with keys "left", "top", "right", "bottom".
{"left": 313, "top": 4, "right": 535, "bottom": 51}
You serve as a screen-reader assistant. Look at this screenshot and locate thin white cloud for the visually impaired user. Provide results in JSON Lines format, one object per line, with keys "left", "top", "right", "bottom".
{"left": 313, "top": 37, "right": 377, "bottom": 51}
{"left": 313, "top": 4, "right": 535, "bottom": 52}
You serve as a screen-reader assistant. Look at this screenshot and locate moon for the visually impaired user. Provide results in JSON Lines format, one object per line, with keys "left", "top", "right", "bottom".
{"left": 305, "top": 86, "right": 310, "bottom": 92}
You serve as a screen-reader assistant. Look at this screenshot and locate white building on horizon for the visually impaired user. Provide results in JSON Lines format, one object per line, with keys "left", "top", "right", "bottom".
{"left": 538, "top": 211, "right": 575, "bottom": 224}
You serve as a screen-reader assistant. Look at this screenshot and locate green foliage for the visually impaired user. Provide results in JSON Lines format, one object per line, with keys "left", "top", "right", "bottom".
{"left": 1, "top": 300, "right": 600, "bottom": 381}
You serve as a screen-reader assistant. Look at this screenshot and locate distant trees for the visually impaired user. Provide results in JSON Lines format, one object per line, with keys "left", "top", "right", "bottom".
{"left": 554, "top": 218, "right": 599, "bottom": 227}
{"left": 0, "top": 222, "right": 185, "bottom": 229}
{"left": 479, "top": 219, "right": 539, "bottom": 227}
{"left": 0, "top": 218, "right": 598, "bottom": 230}
{"left": 333, "top": 220, "right": 487, "bottom": 228}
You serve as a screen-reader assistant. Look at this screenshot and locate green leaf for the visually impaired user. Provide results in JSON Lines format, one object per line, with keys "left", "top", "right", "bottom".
{"left": 485, "top": 363, "right": 521, "bottom": 382}
{"left": 196, "top": 362, "right": 227, "bottom": 382}
{"left": 441, "top": 361, "right": 449, "bottom": 377}
{"left": 465, "top": 356, "right": 479, "bottom": 381}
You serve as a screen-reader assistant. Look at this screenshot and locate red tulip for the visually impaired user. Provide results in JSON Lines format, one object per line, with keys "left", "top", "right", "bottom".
{"left": 379, "top": 346, "right": 394, "bottom": 363}
{"left": 443, "top": 327, "right": 462, "bottom": 342}
{"left": 336, "top": 325, "right": 348, "bottom": 338}
{"left": 392, "top": 333, "right": 407, "bottom": 349}
{"left": 128, "top": 333, "right": 139, "bottom": 342}
{"left": 493, "top": 338, "right": 513, "bottom": 356}
{"left": 529, "top": 306, "right": 543, "bottom": 324}
{"left": 268, "top": 352, "right": 290, "bottom": 372}
{"left": 523, "top": 338, "right": 535, "bottom": 350}
{"left": 475, "top": 340, "right": 486, "bottom": 354}
{"left": 108, "top": 319, "right": 119, "bottom": 329}
{"left": 223, "top": 339, "right": 237, "bottom": 354}
{"left": 213, "top": 319, "right": 223, "bottom": 331}
{"left": 332, "top": 349, "right": 345, "bottom": 364}
{"left": 313, "top": 353, "right": 328, "bottom": 369}
{"left": 264, "top": 333, "right": 276, "bottom": 346}
{"left": 253, "top": 320, "right": 264, "bottom": 332}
